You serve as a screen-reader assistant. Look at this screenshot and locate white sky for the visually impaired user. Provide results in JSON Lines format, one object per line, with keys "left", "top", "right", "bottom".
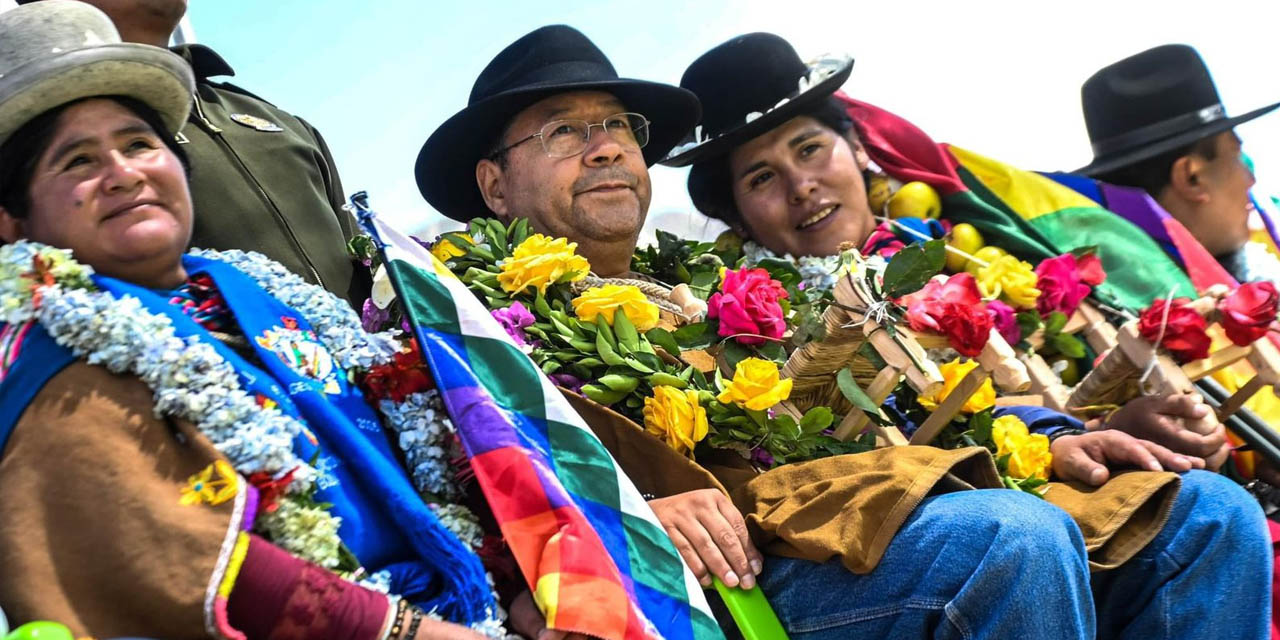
{"left": 3, "top": 0, "right": 1278, "bottom": 247}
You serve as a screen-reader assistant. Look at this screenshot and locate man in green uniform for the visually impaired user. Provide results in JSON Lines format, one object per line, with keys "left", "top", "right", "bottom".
{"left": 16, "top": 0, "right": 369, "bottom": 306}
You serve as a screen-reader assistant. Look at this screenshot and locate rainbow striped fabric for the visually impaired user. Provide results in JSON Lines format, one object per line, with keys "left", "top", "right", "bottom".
{"left": 841, "top": 94, "right": 1196, "bottom": 311}
{"left": 358, "top": 203, "right": 723, "bottom": 640}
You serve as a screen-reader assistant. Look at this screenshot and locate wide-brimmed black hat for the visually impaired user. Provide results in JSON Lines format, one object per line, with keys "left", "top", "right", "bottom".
{"left": 416, "top": 25, "right": 700, "bottom": 221}
{"left": 660, "top": 33, "right": 853, "bottom": 168}
{"left": 1076, "top": 44, "right": 1279, "bottom": 177}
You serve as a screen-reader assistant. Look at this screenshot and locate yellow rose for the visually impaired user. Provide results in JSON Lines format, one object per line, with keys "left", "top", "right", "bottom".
{"left": 977, "top": 254, "right": 1041, "bottom": 310}
{"left": 992, "top": 414, "right": 1052, "bottom": 480}
{"left": 497, "top": 234, "right": 591, "bottom": 295}
{"left": 430, "top": 235, "right": 468, "bottom": 262}
{"left": 918, "top": 358, "right": 995, "bottom": 414}
{"left": 571, "top": 284, "right": 659, "bottom": 331}
{"left": 643, "top": 385, "right": 709, "bottom": 458}
{"left": 717, "top": 357, "right": 793, "bottom": 411}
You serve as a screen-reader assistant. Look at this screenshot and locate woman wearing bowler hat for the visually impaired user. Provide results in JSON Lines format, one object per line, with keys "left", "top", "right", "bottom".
{"left": 666, "top": 32, "right": 1271, "bottom": 640}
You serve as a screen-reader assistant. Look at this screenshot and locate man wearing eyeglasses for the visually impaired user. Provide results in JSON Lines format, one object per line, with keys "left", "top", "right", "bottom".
{"left": 416, "top": 25, "right": 699, "bottom": 277}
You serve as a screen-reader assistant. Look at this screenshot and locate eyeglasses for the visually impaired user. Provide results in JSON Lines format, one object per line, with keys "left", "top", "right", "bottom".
{"left": 491, "top": 112, "right": 650, "bottom": 159}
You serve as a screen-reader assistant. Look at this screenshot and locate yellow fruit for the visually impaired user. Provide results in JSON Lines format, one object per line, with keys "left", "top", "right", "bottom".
{"left": 886, "top": 181, "right": 942, "bottom": 219}
{"left": 1048, "top": 355, "right": 1081, "bottom": 387}
{"left": 964, "top": 245, "right": 1008, "bottom": 276}
{"left": 867, "top": 173, "right": 893, "bottom": 215}
{"left": 945, "top": 223, "right": 985, "bottom": 273}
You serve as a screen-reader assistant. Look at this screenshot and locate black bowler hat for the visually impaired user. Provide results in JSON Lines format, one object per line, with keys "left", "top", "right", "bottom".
{"left": 1077, "top": 44, "right": 1278, "bottom": 177}
{"left": 660, "top": 33, "right": 853, "bottom": 168}
{"left": 416, "top": 25, "right": 700, "bottom": 221}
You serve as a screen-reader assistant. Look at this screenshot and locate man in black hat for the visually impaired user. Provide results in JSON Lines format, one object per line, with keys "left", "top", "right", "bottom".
{"left": 16, "top": 0, "right": 371, "bottom": 308}
{"left": 1079, "top": 44, "right": 1279, "bottom": 282}
{"left": 416, "top": 25, "right": 700, "bottom": 278}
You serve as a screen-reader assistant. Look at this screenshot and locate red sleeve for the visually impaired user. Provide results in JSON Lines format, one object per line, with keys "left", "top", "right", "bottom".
{"left": 227, "top": 534, "right": 389, "bottom": 640}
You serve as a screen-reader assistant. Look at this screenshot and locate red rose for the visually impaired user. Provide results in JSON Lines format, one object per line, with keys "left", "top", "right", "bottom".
{"left": 1138, "top": 298, "right": 1211, "bottom": 362}
{"left": 1075, "top": 253, "right": 1106, "bottom": 286}
{"left": 708, "top": 267, "right": 789, "bottom": 345}
{"left": 899, "top": 274, "right": 990, "bottom": 356}
{"left": 360, "top": 339, "right": 436, "bottom": 403}
{"left": 1218, "top": 282, "right": 1279, "bottom": 346}
{"left": 938, "top": 302, "right": 994, "bottom": 357}
{"left": 1035, "top": 254, "right": 1092, "bottom": 317}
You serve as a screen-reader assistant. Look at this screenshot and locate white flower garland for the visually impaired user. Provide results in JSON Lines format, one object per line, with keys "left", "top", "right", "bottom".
{"left": 2, "top": 242, "right": 503, "bottom": 635}
{"left": 741, "top": 240, "right": 843, "bottom": 292}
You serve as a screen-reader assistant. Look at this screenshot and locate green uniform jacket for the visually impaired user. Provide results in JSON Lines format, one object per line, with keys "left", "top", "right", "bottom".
{"left": 174, "top": 44, "right": 369, "bottom": 307}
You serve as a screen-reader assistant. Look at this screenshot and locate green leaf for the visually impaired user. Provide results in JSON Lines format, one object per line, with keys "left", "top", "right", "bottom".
{"left": 533, "top": 293, "right": 552, "bottom": 319}
{"left": 645, "top": 327, "right": 681, "bottom": 356}
{"left": 540, "top": 360, "right": 562, "bottom": 375}
{"left": 596, "top": 332, "right": 626, "bottom": 366}
{"left": 882, "top": 239, "right": 946, "bottom": 298}
{"left": 582, "top": 384, "right": 626, "bottom": 405}
{"left": 799, "top": 407, "right": 835, "bottom": 434}
{"left": 595, "top": 316, "right": 617, "bottom": 349}
{"left": 647, "top": 372, "right": 688, "bottom": 389}
{"left": 1051, "top": 333, "right": 1087, "bottom": 359}
{"left": 771, "top": 414, "right": 800, "bottom": 438}
{"left": 612, "top": 309, "right": 641, "bottom": 352}
{"left": 754, "top": 258, "right": 803, "bottom": 290}
{"left": 757, "top": 340, "right": 787, "bottom": 364}
{"left": 673, "top": 321, "right": 718, "bottom": 350}
{"left": 623, "top": 357, "right": 656, "bottom": 374}
{"left": 597, "top": 374, "right": 640, "bottom": 393}
{"left": 1044, "top": 311, "right": 1069, "bottom": 335}
{"left": 722, "top": 340, "right": 753, "bottom": 371}
{"left": 510, "top": 217, "right": 530, "bottom": 247}
{"left": 1015, "top": 311, "right": 1042, "bottom": 340}
{"left": 837, "top": 367, "right": 884, "bottom": 417}
{"left": 968, "top": 408, "right": 995, "bottom": 445}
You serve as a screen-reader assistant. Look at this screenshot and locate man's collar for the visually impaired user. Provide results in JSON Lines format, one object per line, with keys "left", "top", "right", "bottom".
{"left": 170, "top": 43, "right": 235, "bottom": 80}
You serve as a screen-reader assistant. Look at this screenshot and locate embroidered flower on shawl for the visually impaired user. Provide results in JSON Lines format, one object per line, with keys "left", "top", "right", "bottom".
{"left": 180, "top": 460, "right": 239, "bottom": 506}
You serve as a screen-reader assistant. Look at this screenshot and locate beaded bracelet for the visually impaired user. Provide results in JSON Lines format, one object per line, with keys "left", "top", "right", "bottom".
{"left": 404, "top": 607, "right": 425, "bottom": 640}
{"left": 387, "top": 597, "right": 409, "bottom": 640}
{"left": 1047, "top": 427, "right": 1088, "bottom": 444}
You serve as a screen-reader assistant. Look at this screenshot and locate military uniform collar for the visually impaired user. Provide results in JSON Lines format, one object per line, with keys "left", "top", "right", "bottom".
{"left": 171, "top": 44, "right": 235, "bottom": 80}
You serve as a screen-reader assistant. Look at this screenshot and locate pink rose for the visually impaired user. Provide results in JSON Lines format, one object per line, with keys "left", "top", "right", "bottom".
{"left": 708, "top": 267, "right": 789, "bottom": 344}
{"left": 987, "top": 299, "right": 1021, "bottom": 346}
{"left": 898, "top": 273, "right": 991, "bottom": 357}
{"left": 1035, "top": 254, "right": 1092, "bottom": 317}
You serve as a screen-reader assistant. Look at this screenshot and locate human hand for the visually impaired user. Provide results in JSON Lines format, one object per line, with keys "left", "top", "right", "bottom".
{"left": 648, "top": 489, "right": 763, "bottom": 590}
{"left": 410, "top": 617, "right": 488, "bottom": 640}
{"left": 1101, "top": 394, "right": 1228, "bottom": 469}
{"left": 1050, "top": 429, "right": 1203, "bottom": 486}
{"left": 507, "top": 590, "right": 592, "bottom": 640}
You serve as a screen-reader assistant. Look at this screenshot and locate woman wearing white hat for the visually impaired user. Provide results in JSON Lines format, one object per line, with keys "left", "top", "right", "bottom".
{"left": 0, "top": 3, "right": 520, "bottom": 638}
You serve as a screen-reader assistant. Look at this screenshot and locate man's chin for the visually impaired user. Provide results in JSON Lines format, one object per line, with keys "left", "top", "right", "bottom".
{"left": 571, "top": 207, "right": 645, "bottom": 243}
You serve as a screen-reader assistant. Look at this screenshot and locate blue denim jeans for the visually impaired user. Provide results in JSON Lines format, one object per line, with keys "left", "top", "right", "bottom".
{"left": 759, "top": 471, "right": 1270, "bottom": 639}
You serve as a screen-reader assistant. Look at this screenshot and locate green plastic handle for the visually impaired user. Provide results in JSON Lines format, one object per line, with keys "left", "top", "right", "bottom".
{"left": 4, "top": 621, "right": 74, "bottom": 640}
{"left": 711, "top": 577, "right": 789, "bottom": 640}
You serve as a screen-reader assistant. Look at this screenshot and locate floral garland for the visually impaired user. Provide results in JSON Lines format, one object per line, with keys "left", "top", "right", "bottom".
{"left": 2, "top": 242, "right": 503, "bottom": 634}
{"left": 741, "top": 241, "right": 842, "bottom": 293}
{"left": 189, "top": 249, "right": 488, "bottom": 556}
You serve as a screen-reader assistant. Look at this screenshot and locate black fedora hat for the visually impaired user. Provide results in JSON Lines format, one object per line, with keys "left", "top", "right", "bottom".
{"left": 661, "top": 33, "right": 853, "bottom": 168}
{"left": 416, "top": 25, "right": 700, "bottom": 222}
{"left": 1077, "top": 43, "right": 1278, "bottom": 177}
